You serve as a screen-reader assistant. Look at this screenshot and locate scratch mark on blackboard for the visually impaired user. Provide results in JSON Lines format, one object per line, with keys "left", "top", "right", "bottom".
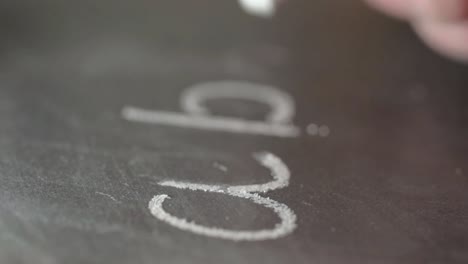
{"left": 95, "top": 192, "right": 121, "bottom": 204}
{"left": 213, "top": 162, "right": 228, "bottom": 172}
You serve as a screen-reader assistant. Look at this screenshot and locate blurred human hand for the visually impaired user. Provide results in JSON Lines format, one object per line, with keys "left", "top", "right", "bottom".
{"left": 365, "top": 0, "right": 468, "bottom": 62}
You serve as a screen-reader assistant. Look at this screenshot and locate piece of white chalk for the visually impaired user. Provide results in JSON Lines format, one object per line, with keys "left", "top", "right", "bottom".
{"left": 238, "top": 0, "right": 277, "bottom": 18}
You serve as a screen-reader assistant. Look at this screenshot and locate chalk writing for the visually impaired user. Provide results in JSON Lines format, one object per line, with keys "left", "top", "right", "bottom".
{"left": 148, "top": 152, "right": 297, "bottom": 241}
{"left": 122, "top": 81, "right": 301, "bottom": 138}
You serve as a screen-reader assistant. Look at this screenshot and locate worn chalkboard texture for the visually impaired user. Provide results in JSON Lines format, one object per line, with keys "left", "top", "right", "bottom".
{"left": 0, "top": 0, "right": 468, "bottom": 263}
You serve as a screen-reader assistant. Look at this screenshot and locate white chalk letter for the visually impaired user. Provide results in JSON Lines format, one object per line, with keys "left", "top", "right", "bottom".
{"left": 148, "top": 152, "right": 297, "bottom": 241}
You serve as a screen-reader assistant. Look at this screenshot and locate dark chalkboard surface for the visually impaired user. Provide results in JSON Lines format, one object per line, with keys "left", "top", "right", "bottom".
{"left": 1, "top": 0, "right": 468, "bottom": 263}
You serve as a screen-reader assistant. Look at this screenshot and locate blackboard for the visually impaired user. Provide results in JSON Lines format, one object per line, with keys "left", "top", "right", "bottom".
{"left": 1, "top": 0, "right": 468, "bottom": 263}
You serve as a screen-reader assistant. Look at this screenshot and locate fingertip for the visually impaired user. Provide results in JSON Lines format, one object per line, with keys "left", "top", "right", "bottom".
{"left": 412, "top": 0, "right": 468, "bottom": 21}
{"left": 365, "top": 0, "right": 411, "bottom": 19}
{"left": 413, "top": 21, "right": 468, "bottom": 62}
{"left": 366, "top": 0, "right": 468, "bottom": 22}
